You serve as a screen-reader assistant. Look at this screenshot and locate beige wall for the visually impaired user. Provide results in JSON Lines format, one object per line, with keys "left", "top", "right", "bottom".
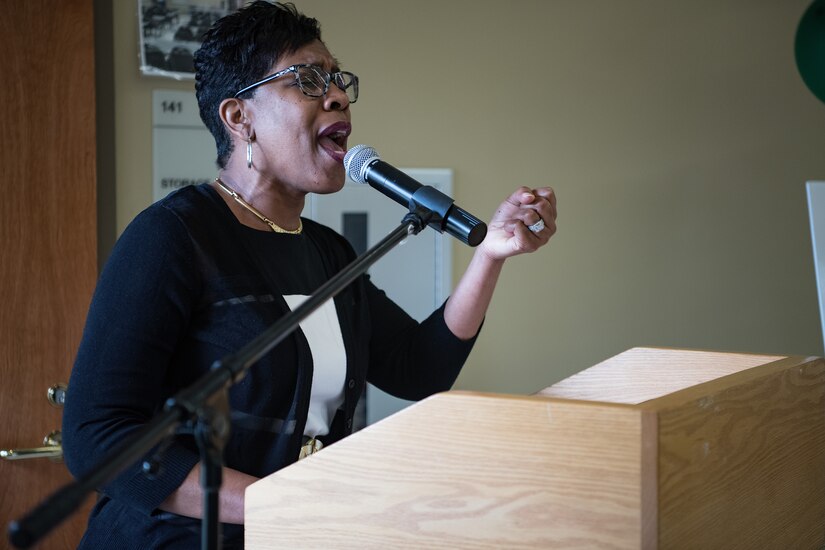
{"left": 112, "top": 1, "right": 825, "bottom": 394}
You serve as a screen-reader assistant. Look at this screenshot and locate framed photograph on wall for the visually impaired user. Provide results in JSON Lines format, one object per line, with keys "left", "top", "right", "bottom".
{"left": 138, "top": 0, "right": 243, "bottom": 80}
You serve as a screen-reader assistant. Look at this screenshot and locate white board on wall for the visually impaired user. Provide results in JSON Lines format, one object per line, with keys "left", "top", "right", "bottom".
{"left": 806, "top": 181, "right": 825, "bottom": 354}
{"left": 152, "top": 89, "right": 216, "bottom": 202}
{"left": 305, "top": 172, "right": 454, "bottom": 425}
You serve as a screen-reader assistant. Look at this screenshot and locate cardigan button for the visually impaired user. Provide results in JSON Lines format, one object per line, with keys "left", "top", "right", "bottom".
{"left": 347, "top": 379, "right": 356, "bottom": 389}
{"left": 346, "top": 417, "right": 353, "bottom": 429}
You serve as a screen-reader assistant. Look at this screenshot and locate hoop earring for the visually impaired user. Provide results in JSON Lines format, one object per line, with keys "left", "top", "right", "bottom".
{"left": 246, "top": 139, "right": 253, "bottom": 169}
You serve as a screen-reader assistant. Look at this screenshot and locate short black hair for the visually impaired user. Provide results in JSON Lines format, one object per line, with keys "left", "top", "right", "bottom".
{"left": 193, "top": 1, "right": 323, "bottom": 168}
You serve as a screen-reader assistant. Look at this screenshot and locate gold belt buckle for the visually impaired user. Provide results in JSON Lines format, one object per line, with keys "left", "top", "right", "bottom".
{"left": 299, "top": 437, "right": 323, "bottom": 460}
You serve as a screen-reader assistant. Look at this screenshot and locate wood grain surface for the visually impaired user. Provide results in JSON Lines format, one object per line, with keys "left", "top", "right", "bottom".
{"left": 247, "top": 392, "right": 653, "bottom": 549}
{"left": 0, "top": 1, "right": 98, "bottom": 547}
{"left": 656, "top": 355, "right": 825, "bottom": 548}
{"left": 537, "top": 347, "right": 785, "bottom": 405}
{"left": 247, "top": 350, "right": 825, "bottom": 549}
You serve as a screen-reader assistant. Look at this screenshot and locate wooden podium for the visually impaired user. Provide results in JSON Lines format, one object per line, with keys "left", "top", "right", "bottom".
{"left": 245, "top": 348, "right": 825, "bottom": 549}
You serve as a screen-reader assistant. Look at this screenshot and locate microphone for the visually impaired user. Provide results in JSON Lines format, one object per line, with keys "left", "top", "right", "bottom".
{"left": 344, "top": 144, "right": 487, "bottom": 246}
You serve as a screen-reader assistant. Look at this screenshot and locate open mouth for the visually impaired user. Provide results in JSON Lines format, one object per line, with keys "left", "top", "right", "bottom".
{"left": 318, "top": 122, "right": 351, "bottom": 161}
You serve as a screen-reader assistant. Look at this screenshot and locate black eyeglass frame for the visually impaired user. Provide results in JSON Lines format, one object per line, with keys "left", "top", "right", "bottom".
{"left": 233, "top": 63, "right": 359, "bottom": 102}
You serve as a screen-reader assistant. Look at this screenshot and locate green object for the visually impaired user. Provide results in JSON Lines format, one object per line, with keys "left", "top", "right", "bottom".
{"left": 796, "top": 0, "right": 825, "bottom": 104}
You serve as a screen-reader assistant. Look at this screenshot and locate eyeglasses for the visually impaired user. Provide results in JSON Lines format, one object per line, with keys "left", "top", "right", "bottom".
{"left": 234, "top": 64, "right": 359, "bottom": 103}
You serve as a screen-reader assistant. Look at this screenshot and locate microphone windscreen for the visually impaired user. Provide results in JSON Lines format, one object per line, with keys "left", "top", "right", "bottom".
{"left": 344, "top": 144, "right": 379, "bottom": 183}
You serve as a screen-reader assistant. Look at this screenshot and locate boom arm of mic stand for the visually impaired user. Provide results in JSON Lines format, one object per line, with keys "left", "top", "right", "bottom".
{"left": 8, "top": 213, "right": 428, "bottom": 549}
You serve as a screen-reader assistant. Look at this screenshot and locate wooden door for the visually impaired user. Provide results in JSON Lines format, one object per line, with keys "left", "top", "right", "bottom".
{"left": 0, "top": 1, "right": 98, "bottom": 547}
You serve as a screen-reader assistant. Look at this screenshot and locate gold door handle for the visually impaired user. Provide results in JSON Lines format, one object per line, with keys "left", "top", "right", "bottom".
{"left": 1, "top": 430, "right": 62, "bottom": 461}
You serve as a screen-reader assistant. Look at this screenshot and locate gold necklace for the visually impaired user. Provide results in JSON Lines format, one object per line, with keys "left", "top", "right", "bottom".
{"left": 214, "top": 177, "right": 302, "bottom": 235}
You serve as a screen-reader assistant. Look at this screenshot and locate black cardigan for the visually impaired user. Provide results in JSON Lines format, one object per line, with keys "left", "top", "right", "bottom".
{"left": 62, "top": 184, "right": 478, "bottom": 548}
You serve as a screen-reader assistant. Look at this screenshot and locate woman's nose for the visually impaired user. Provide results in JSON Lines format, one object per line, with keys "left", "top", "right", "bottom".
{"left": 323, "top": 81, "right": 349, "bottom": 111}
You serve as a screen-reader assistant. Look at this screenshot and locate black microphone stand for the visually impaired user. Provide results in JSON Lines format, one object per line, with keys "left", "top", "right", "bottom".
{"left": 8, "top": 211, "right": 433, "bottom": 550}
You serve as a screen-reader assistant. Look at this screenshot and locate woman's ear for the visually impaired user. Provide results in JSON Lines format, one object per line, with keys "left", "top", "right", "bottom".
{"left": 219, "top": 97, "right": 253, "bottom": 142}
